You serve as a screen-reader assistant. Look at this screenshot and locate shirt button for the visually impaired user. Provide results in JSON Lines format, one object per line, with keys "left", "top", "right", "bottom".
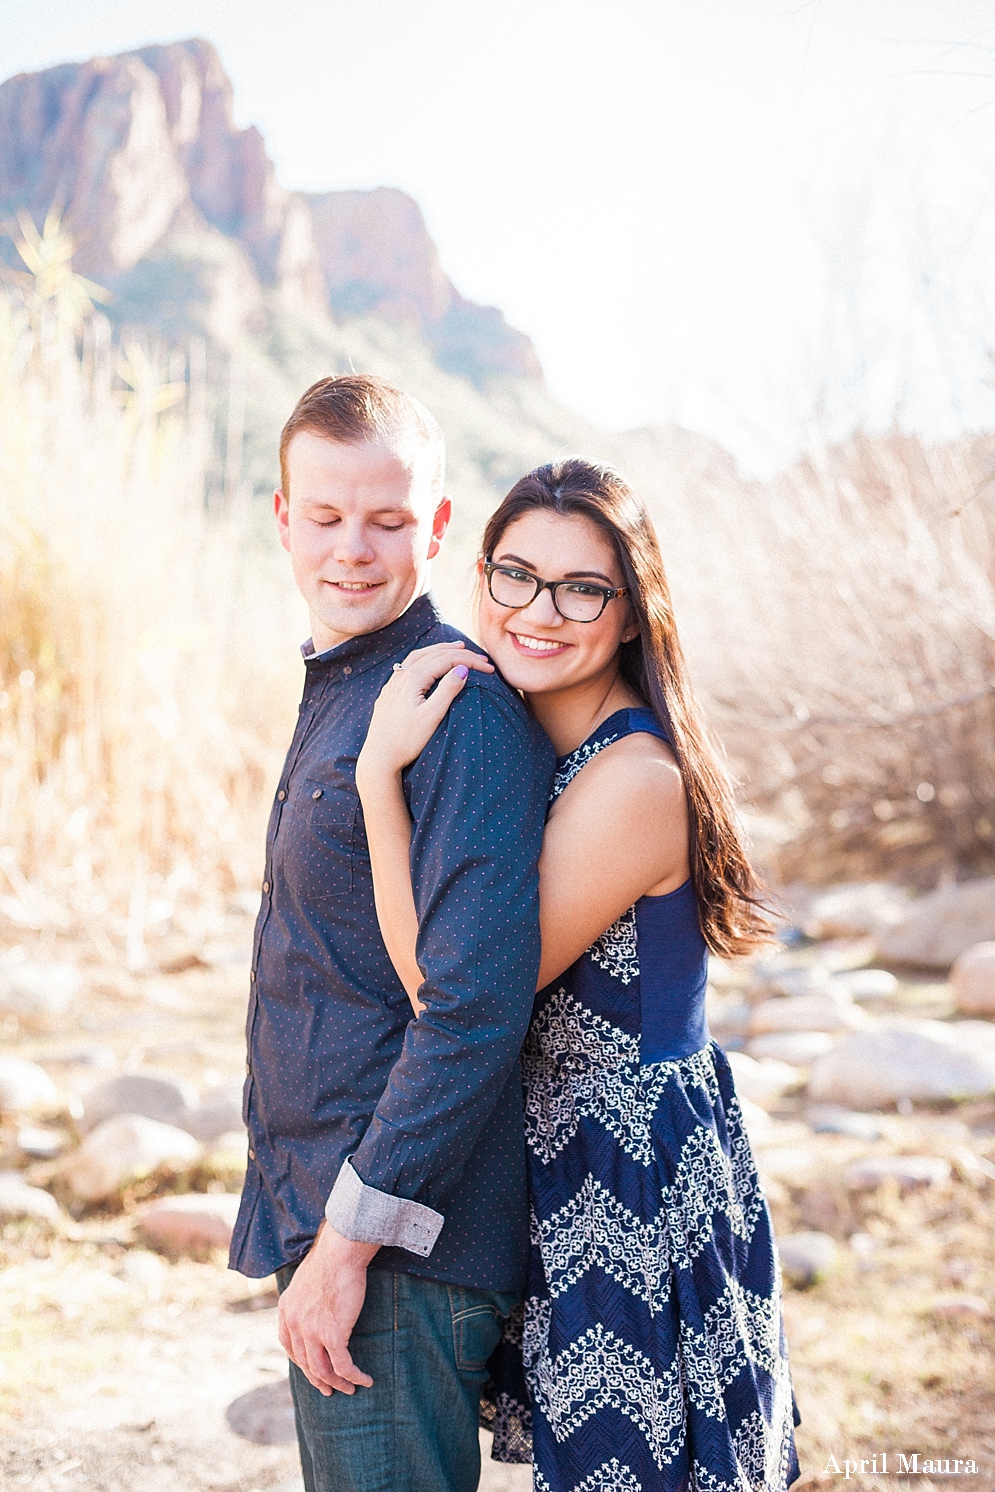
{"left": 343, "top": 665, "right": 352, "bottom": 675}
{"left": 262, "top": 880, "right": 270, "bottom": 894}
{"left": 247, "top": 1147, "right": 255, "bottom": 1161}
{"left": 250, "top": 970, "right": 256, "bottom": 983}
{"left": 277, "top": 789, "right": 286, "bottom": 801}
{"left": 312, "top": 788, "right": 323, "bottom": 800}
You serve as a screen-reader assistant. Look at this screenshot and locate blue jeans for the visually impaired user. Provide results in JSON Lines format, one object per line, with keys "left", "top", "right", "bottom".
{"left": 276, "top": 1263, "right": 517, "bottom": 1492}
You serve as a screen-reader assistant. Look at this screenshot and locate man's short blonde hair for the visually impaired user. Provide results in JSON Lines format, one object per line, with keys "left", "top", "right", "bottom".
{"left": 279, "top": 374, "right": 445, "bottom": 498}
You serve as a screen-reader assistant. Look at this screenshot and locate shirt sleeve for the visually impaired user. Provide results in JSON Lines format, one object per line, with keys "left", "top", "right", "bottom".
{"left": 330, "top": 678, "right": 551, "bottom": 1250}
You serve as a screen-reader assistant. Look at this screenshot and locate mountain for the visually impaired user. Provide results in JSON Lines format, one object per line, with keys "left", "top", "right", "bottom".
{"left": 0, "top": 39, "right": 538, "bottom": 382}
{"left": 0, "top": 38, "right": 737, "bottom": 617}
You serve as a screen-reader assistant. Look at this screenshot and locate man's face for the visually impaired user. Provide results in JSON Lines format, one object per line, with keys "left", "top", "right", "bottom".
{"left": 275, "top": 431, "right": 451, "bottom": 652}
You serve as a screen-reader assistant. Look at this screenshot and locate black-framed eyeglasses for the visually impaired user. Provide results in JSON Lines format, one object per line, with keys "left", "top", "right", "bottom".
{"left": 483, "top": 560, "right": 629, "bottom": 623}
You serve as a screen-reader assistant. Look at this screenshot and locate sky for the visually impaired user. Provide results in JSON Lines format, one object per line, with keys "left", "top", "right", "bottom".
{"left": 2, "top": 0, "right": 995, "bottom": 471}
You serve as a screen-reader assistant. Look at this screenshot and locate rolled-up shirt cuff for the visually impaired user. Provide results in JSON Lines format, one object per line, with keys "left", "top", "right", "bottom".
{"left": 324, "top": 1159, "right": 444, "bottom": 1258}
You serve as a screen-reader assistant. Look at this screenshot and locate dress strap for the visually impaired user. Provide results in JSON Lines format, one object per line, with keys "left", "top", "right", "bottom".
{"left": 549, "top": 706, "right": 670, "bottom": 801}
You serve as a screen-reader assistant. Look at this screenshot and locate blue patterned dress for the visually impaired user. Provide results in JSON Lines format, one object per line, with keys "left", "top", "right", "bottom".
{"left": 484, "top": 708, "right": 799, "bottom": 1492}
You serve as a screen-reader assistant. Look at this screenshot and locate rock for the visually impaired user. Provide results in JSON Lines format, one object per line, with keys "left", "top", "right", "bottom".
{"left": 808, "top": 1021, "right": 995, "bottom": 1109}
{"left": 751, "top": 964, "right": 837, "bottom": 1000}
{"left": 206, "top": 1131, "right": 248, "bottom": 1169}
{"left": 805, "top": 882, "right": 909, "bottom": 940}
{"left": 0, "top": 1170, "right": 63, "bottom": 1223}
{"left": 0, "top": 1056, "right": 58, "bottom": 1114}
{"left": 183, "top": 1081, "right": 244, "bottom": 1142}
{"left": 807, "top": 1106, "right": 883, "bottom": 1141}
{"left": 931, "top": 1294, "right": 989, "bottom": 1320}
{"left": 0, "top": 960, "right": 80, "bottom": 1017}
{"left": 748, "top": 993, "right": 870, "bottom": 1037}
{"left": 755, "top": 1146, "right": 816, "bottom": 1184}
{"left": 831, "top": 968, "right": 899, "bottom": 1002}
{"left": 951, "top": 942, "right": 995, "bottom": 1016}
{"left": 777, "top": 1230, "right": 838, "bottom": 1287}
{"left": 116, "top": 1249, "right": 165, "bottom": 1297}
{"left": 726, "top": 1051, "right": 805, "bottom": 1103}
{"left": 64, "top": 1115, "right": 202, "bottom": 1203}
{"left": 81, "top": 1072, "right": 197, "bottom": 1134}
{"left": 707, "top": 956, "right": 754, "bottom": 992}
{"left": 876, "top": 877, "right": 995, "bottom": 969}
{"left": 845, "top": 1155, "right": 952, "bottom": 1191}
{"left": 16, "top": 1124, "right": 66, "bottom": 1158}
{"left": 138, "top": 1192, "right": 241, "bottom": 1254}
{"left": 748, "top": 1032, "right": 837, "bottom": 1066}
{"left": 226, "top": 1380, "right": 297, "bottom": 1444}
{"left": 738, "top": 1097, "right": 775, "bottom": 1144}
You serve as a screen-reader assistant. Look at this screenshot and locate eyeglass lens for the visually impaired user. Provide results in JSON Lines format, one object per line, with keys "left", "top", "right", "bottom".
{"left": 488, "top": 567, "right": 608, "bottom": 622}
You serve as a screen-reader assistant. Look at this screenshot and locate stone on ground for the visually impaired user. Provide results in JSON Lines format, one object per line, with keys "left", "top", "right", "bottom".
{"left": 755, "top": 1146, "right": 817, "bottom": 1183}
{"left": 738, "top": 1096, "right": 775, "bottom": 1144}
{"left": 951, "top": 942, "right": 995, "bottom": 1016}
{"left": 0, "top": 1169, "right": 63, "bottom": 1223}
{"left": 876, "top": 877, "right": 995, "bottom": 968}
{"left": 931, "top": 1294, "right": 989, "bottom": 1320}
{"left": 777, "top": 1230, "right": 838, "bottom": 1287}
{"left": 748, "top": 993, "right": 870, "bottom": 1036}
{"left": 64, "top": 1114, "right": 202, "bottom": 1202}
{"left": 81, "top": 1072, "right": 197, "bottom": 1133}
{"left": 726, "top": 1051, "right": 804, "bottom": 1102}
{"left": 830, "top": 968, "right": 899, "bottom": 1002}
{"left": 226, "top": 1379, "right": 297, "bottom": 1444}
{"left": 808, "top": 1021, "right": 995, "bottom": 1109}
{"left": 748, "top": 1031, "right": 837, "bottom": 1065}
{"left": 846, "top": 1155, "right": 952, "bottom": 1191}
{"left": 16, "top": 1124, "right": 65, "bottom": 1158}
{"left": 138, "top": 1192, "right": 242, "bottom": 1254}
{"left": 807, "top": 1106, "right": 883, "bottom": 1141}
{"left": 0, "top": 1056, "right": 58, "bottom": 1114}
{"left": 804, "top": 882, "right": 909, "bottom": 940}
{"left": 183, "top": 1080, "right": 245, "bottom": 1142}
{"left": 0, "top": 960, "right": 80, "bottom": 1016}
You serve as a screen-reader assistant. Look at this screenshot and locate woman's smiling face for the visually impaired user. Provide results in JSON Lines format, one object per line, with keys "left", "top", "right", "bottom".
{"left": 477, "top": 509, "right": 637, "bottom": 696}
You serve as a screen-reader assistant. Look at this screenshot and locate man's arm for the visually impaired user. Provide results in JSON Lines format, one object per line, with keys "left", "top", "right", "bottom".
{"left": 335, "top": 679, "right": 549, "bottom": 1219}
{"left": 279, "top": 678, "right": 549, "bottom": 1394}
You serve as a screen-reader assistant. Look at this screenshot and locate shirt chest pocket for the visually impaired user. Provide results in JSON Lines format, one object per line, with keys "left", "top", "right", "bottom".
{"left": 278, "top": 779, "right": 358, "bottom": 904}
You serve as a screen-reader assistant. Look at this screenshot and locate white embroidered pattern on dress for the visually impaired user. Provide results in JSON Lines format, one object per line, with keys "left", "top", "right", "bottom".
{"left": 588, "top": 902, "right": 640, "bottom": 984}
{"left": 534, "top": 1460, "right": 642, "bottom": 1492}
{"left": 522, "top": 988, "right": 730, "bottom": 1170}
{"left": 535, "top": 1173, "right": 672, "bottom": 1310}
{"left": 551, "top": 732, "right": 622, "bottom": 802}
{"left": 527, "top": 1322, "right": 687, "bottom": 1469}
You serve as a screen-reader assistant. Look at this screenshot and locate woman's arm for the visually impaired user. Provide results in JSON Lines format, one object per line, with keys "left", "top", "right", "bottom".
{"left": 534, "top": 733, "right": 689, "bottom": 987}
{"left": 355, "top": 642, "right": 494, "bottom": 1014}
{"left": 358, "top": 765, "right": 424, "bottom": 1012}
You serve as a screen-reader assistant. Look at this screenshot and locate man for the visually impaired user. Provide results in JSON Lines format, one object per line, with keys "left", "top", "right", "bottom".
{"left": 230, "top": 375, "right": 553, "bottom": 1492}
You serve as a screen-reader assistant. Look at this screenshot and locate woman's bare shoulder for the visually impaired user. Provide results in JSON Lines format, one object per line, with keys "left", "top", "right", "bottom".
{"left": 554, "top": 727, "right": 685, "bottom": 819}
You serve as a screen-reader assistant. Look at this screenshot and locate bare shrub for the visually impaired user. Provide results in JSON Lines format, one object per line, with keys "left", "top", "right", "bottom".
{"left": 656, "top": 433, "right": 995, "bottom": 886}
{"left": 0, "top": 223, "right": 302, "bottom": 950}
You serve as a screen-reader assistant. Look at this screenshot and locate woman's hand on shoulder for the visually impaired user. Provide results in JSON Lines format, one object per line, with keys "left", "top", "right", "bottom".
{"left": 356, "top": 642, "right": 494, "bottom": 789}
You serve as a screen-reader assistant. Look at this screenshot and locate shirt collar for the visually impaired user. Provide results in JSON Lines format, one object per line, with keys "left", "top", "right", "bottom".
{"left": 300, "top": 592, "right": 442, "bottom": 676}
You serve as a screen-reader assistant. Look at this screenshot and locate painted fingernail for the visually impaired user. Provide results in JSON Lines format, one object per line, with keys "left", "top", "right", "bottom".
{"left": 454, "top": 665, "right": 469, "bottom": 679}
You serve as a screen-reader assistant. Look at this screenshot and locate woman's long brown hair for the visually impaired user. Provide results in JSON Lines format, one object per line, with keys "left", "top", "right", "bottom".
{"left": 482, "top": 458, "right": 773, "bottom": 957}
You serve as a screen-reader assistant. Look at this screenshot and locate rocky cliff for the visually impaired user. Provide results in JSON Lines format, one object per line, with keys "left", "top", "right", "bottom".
{"left": 0, "top": 36, "right": 736, "bottom": 615}
{"left": 0, "top": 38, "right": 538, "bottom": 381}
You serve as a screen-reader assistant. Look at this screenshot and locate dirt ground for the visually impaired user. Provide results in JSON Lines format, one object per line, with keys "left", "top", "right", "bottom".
{"left": 1, "top": 915, "right": 993, "bottom": 1491}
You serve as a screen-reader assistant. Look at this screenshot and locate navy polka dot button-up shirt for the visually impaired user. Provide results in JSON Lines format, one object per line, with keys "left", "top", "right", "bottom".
{"left": 230, "top": 595, "right": 554, "bottom": 1291}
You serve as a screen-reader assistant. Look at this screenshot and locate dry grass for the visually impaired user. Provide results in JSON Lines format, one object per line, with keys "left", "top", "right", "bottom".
{"left": 0, "top": 228, "right": 304, "bottom": 957}
{"left": 655, "top": 433, "right": 995, "bottom": 886}
{"left": 3, "top": 226, "right": 995, "bottom": 941}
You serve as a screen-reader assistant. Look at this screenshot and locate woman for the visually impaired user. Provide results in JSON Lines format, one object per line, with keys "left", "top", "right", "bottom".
{"left": 355, "top": 459, "right": 799, "bottom": 1492}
